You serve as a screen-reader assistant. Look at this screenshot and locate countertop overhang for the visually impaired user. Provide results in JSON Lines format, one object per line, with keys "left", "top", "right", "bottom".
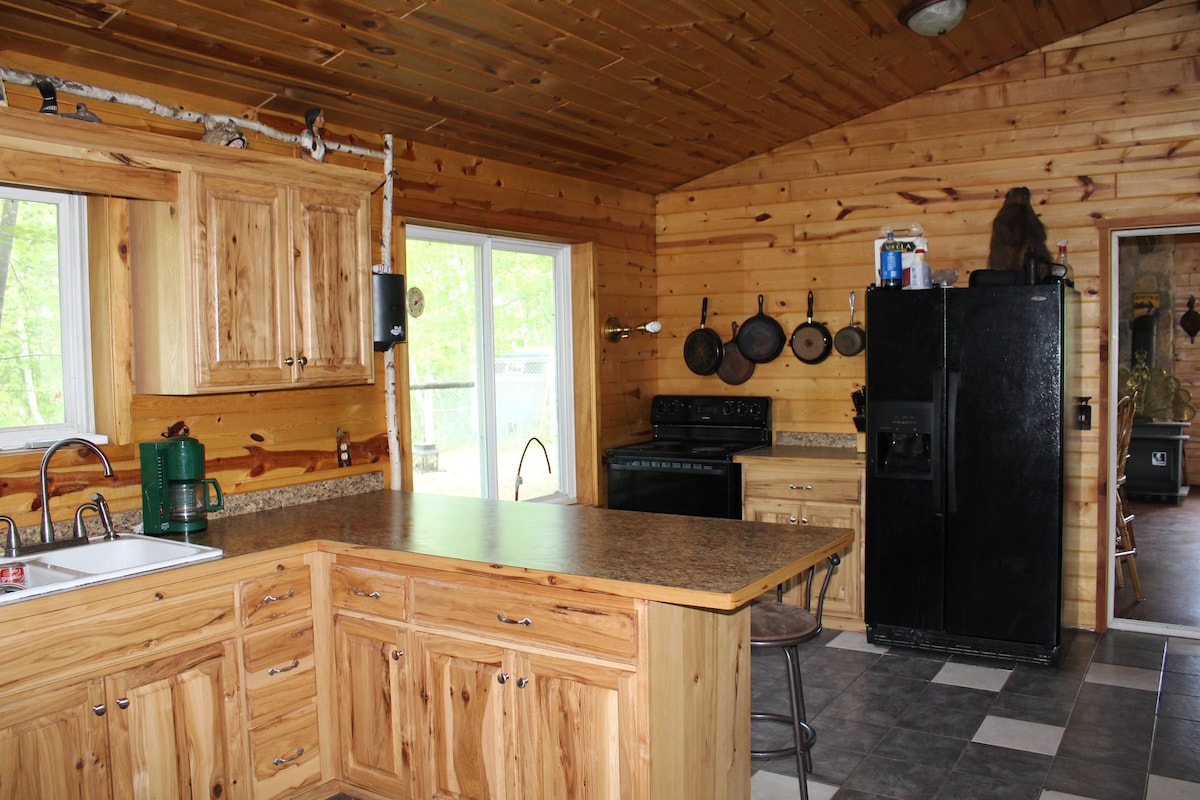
{"left": 189, "top": 490, "right": 853, "bottom": 611}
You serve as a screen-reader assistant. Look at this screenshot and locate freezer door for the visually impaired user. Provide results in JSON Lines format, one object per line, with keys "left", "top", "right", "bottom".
{"left": 942, "top": 285, "right": 1065, "bottom": 647}
{"left": 864, "top": 288, "right": 947, "bottom": 632}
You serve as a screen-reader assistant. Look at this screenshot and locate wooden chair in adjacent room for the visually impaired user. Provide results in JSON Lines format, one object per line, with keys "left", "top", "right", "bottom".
{"left": 750, "top": 552, "right": 840, "bottom": 800}
{"left": 1115, "top": 393, "right": 1144, "bottom": 601}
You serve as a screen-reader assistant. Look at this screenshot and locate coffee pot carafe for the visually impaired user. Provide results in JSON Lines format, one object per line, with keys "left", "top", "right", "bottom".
{"left": 139, "top": 436, "right": 224, "bottom": 535}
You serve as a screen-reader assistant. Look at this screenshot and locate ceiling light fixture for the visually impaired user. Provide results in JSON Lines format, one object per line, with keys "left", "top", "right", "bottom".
{"left": 899, "top": 0, "right": 970, "bottom": 36}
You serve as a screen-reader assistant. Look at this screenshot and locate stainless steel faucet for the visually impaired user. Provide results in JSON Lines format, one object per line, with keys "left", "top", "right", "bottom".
{"left": 1, "top": 516, "right": 17, "bottom": 559}
{"left": 38, "top": 438, "right": 114, "bottom": 544}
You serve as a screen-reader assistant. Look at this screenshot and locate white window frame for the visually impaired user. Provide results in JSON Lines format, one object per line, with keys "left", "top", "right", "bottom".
{"left": 407, "top": 225, "right": 576, "bottom": 503}
{"left": 0, "top": 186, "right": 100, "bottom": 450}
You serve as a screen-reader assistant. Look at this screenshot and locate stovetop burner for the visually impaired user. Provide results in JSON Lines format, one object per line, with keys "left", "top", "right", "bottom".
{"left": 605, "top": 395, "right": 772, "bottom": 463}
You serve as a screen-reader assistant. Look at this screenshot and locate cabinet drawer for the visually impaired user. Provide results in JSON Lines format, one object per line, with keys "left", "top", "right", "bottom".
{"left": 243, "top": 620, "right": 317, "bottom": 723}
{"left": 331, "top": 562, "right": 408, "bottom": 620}
{"left": 411, "top": 578, "right": 637, "bottom": 662}
{"left": 239, "top": 565, "right": 313, "bottom": 628}
{"left": 743, "top": 468, "right": 859, "bottom": 504}
{"left": 248, "top": 706, "right": 322, "bottom": 800}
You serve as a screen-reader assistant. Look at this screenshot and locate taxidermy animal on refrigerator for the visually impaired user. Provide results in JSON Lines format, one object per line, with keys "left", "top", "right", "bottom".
{"left": 987, "top": 187, "right": 1052, "bottom": 271}
{"left": 199, "top": 115, "right": 247, "bottom": 148}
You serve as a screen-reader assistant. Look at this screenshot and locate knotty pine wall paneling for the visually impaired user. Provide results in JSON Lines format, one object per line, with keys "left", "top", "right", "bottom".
{"left": 655, "top": 0, "right": 1200, "bottom": 630}
{"left": 0, "top": 80, "right": 658, "bottom": 528}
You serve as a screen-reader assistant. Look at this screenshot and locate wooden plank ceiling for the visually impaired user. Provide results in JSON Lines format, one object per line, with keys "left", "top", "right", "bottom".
{"left": 0, "top": 0, "right": 1163, "bottom": 193}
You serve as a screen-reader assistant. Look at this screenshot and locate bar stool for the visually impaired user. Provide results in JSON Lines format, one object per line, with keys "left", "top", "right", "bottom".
{"left": 750, "top": 553, "right": 840, "bottom": 800}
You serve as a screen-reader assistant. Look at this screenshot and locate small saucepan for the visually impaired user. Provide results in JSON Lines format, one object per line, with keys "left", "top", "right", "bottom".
{"left": 718, "top": 322, "right": 755, "bottom": 385}
{"left": 736, "top": 294, "right": 787, "bottom": 363}
{"left": 683, "top": 297, "right": 723, "bottom": 375}
{"left": 834, "top": 291, "right": 866, "bottom": 357}
{"left": 790, "top": 291, "right": 833, "bottom": 364}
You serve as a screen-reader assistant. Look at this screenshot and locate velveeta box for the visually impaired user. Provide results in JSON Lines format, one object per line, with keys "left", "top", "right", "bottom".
{"left": 874, "top": 236, "right": 928, "bottom": 285}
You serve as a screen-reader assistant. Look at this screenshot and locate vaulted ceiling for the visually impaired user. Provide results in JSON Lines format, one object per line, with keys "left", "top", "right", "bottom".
{"left": 0, "top": 0, "right": 1163, "bottom": 193}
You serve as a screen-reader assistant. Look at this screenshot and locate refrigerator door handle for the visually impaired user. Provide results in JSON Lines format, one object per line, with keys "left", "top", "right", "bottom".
{"left": 932, "top": 371, "right": 944, "bottom": 515}
{"left": 946, "top": 370, "right": 960, "bottom": 515}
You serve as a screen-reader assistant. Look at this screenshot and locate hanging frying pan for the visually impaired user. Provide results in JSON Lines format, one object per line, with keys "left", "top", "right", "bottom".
{"left": 718, "top": 322, "right": 755, "bottom": 385}
{"left": 683, "top": 297, "right": 723, "bottom": 375}
{"left": 834, "top": 291, "right": 866, "bottom": 357}
{"left": 736, "top": 294, "right": 787, "bottom": 363}
{"left": 790, "top": 291, "right": 833, "bottom": 364}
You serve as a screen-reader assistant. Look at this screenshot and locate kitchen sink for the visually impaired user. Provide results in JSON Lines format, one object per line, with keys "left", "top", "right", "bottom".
{"left": 0, "top": 534, "right": 223, "bottom": 606}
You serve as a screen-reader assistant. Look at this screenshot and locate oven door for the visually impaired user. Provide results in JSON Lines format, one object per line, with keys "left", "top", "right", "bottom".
{"left": 605, "top": 456, "right": 742, "bottom": 519}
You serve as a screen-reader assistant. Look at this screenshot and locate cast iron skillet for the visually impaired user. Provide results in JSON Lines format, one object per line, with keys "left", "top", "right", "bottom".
{"left": 833, "top": 291, "right": 866, "bottom": 357}
{"left": 736, "top": 294, "right": 786, "bottom": 363}
{"left": 790, "top": 291, "right": 833, "bottom": 364}
{"left": 683, "top": 297, "right": 723, "bottom": 375}
{"left": 718, "top": 322, "right": 755, "bottom": 385}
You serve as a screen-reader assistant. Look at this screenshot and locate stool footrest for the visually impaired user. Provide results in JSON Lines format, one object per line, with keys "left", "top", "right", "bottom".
{"left": 749, "top": 713, "right": 816, "bottom": 761}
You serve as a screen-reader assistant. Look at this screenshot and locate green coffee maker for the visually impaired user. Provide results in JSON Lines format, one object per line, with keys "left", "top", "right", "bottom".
{"left": 140, "top": 435, "right": 224, "bottom": 534}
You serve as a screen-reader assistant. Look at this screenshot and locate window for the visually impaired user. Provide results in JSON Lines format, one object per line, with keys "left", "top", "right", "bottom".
{"left": 0, "top": 186, "right": 98, "bottom": 450}
{"left": 405, "top": 226, "right": 574, "bottom": 502}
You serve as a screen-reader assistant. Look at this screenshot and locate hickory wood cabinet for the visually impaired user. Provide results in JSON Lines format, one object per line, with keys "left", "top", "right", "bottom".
{"left": 129, "top": 165, "right": 376, "bottom": 394}
{"left": 331, "top": 558, "right": 639, "bottom": 800}
{"left": 736, "top": 448, "right": 866, "bottom": 628}
{"left": 0, "top": 550, "right": 318, "bottom": 800}
{"left": 1, "top": 542, "right": 763, "bottom": 800}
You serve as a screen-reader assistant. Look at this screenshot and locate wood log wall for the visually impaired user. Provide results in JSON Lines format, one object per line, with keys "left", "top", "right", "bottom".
{"left": 0, "top": 77, "right": 655, "bottom": 530}
{"left": 655, "top": 0, "right": 1200, "bottom": 630}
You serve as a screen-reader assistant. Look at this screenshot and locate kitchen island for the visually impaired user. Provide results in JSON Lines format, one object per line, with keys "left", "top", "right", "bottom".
{"left": 0, "top": 491, "right": 852, "bottom": 800}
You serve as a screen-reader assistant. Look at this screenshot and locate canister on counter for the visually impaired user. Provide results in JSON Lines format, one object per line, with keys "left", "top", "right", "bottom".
{"left": 0, "top": 562, "right": 27, "bottom": 591}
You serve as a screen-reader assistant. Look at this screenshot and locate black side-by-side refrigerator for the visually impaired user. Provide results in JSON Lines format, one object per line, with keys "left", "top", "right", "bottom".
{"left": 864, "top": 283, "right": 1077, "bottom": 665}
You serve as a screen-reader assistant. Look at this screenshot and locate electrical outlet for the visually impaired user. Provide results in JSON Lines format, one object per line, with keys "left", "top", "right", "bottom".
{"left": 336, "top": 429, "right": 352, "bottom": 467}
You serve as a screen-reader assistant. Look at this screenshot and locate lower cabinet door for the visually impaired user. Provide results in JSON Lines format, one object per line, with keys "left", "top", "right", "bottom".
{"left": 515, "top": 652, "right": 635, "bottom": 800}
{"left": 334, "top": 615, "right": 418, "bottom": 799}
{"left": 104, "top": 640, "right": 245, "bottom": 800}
{"left": 417, "top": 633, "right": 513, "bottom": 800}
{"left": 0, "top": 679, "right": 110, "bottom": 800}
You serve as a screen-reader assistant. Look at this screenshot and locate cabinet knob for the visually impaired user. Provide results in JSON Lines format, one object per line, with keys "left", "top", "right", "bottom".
{"left": 392, "top": 649, "right": 403, "bottom": 660}
{"left": 801, "top": 517, "right": 810, "bottom": 525}
{"left": 93, "top": 704, "right": 106, "bottom": 716}
{"left": 284, "top": 356, "right": 309, "bottom": 367}
{"left": 516, "top": 677, "right": 529, "bottom": 689}
{"left": 788, "top": 516, "right": 798, "bottom": 524}
{"left": 116, "top": 697, "right": 130, "bottom": 710}
{"left": 497, "top": 673, "right": 510, "bottom": 685}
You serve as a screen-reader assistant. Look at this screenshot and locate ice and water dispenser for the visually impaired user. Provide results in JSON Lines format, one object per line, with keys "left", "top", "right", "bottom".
{"left": 870, "top": 401, "right": 933, "bottom": 479}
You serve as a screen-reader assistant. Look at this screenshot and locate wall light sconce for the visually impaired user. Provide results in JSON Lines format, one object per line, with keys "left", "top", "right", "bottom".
{"left": 603, "top": 317, "right": 662, "bottom": 343}
{"left": 900, "top": 0, "right": 970, "bottom": 36}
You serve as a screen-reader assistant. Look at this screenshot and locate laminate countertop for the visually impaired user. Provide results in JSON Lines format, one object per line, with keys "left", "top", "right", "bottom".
{"left": 188, "top": 491, "right": 853, "bottom": 611}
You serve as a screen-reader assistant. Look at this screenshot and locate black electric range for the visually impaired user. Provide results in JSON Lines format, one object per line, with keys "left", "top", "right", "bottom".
{"left": 605, "top": 395, "right": 771, "bottom": 519}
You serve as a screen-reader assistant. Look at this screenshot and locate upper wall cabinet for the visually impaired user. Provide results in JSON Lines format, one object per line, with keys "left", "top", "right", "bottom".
{"left": 0, "top": 107, "right": 380, "bottom": 397}
{"left": 130, "top": 167, "right": 375, "bottom": 394}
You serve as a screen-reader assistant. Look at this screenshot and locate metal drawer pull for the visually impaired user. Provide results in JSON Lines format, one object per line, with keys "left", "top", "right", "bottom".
{"left": 788, "top": 483, "right": 814, "bottom": 491}
{"left": 517, "top": 677, "right": 529, "bottom": 689}
{"left": 392, "top": 649, "right": 403, "bottom": 660}
{"left": 116, "top": 697, "right": 130, "bottom": 709}
{"left": 352, "top": 586, "right": 382, "bottom": 599}
{"left": 263, "top": 588, "right": 296, "bottom": 604}
{"left": 273, "top": 747, "right": 304, "bottom": 767}
{"left": 93, "top": 704, "right": 106, "bottom": 716}
{"left": 496, "top": 612, "right": 532, "bottom": 626}
{"left": 267, "top": 659, "right": 300, "bottom": 676}
{"left": 497, "top": 673, "right": 510, "bottom": 684}
{"left": 788, "top": 516, "right": 798, "bottom": 524}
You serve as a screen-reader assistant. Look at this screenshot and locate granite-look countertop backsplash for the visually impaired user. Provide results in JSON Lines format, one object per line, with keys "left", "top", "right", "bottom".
{"left": 13, "top": 472, "right": 385, "bottom": 549}
{"left": 775, "top": 431, "right": 858, "bottom": 448}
